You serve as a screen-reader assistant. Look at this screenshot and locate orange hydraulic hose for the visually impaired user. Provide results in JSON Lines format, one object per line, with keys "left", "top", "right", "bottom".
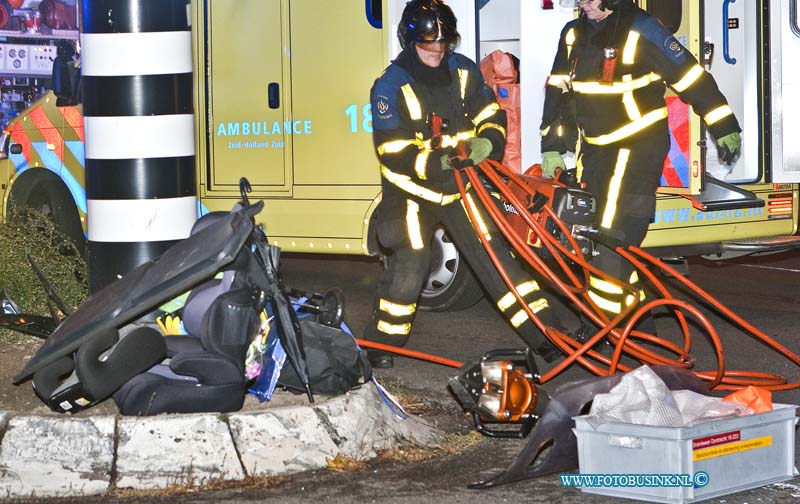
{"left": 355, "top": 339, "right": 463, "bottom": 368}
{"left": 626, "top": 246, "right": 800, "bottom": 391}
{"left": 450, "top": 155, "right": 800, "bottom": 391}
{"left": 358, "top": 152, "right": 799, "bottom": 391}
{"left": 457, "top": 163, "right": 649, "bottom": 374}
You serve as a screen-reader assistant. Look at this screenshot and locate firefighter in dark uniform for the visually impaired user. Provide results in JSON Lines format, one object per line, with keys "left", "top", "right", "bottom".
{"left": 540, "top": 0, "right": 741, "bottom": 327}
{"left": 365, "top": 0, "right": 561, "bottom": 368}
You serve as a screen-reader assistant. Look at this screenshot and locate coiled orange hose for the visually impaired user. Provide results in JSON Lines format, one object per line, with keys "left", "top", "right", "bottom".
{"left": 358, "top": 155, "right": 799, "bottom": 391}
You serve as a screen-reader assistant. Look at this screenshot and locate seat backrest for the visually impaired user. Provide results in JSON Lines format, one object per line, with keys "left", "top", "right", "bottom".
{"left": 181, "top": 269, "right": 236, "bottom": 337}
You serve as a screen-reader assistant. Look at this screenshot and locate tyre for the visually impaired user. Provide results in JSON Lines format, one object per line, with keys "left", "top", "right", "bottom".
{"left": 8, "top": 170, "right": 86, "bottom": 255}
{"left": 418, "top": 227, "right": 484, "bottom": 312}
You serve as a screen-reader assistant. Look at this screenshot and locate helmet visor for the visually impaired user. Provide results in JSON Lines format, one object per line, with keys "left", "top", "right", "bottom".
{"left": 416, "top": 40, "right": 449, "bottom": 53}
{"left": 413, "top": 16, "right": 458, "bottom": 44}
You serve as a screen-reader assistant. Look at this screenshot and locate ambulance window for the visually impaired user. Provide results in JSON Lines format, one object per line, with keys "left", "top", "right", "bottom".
{"left": 366, "top": 0, "right": 382, "bottom": 28}
{"left": 648, "top": 1, "right": 681, "bottom": 35}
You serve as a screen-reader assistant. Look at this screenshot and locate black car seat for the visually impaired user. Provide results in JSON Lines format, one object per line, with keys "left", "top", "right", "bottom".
{"left": 112, "top": 212, "right": 261, "bottom": 415}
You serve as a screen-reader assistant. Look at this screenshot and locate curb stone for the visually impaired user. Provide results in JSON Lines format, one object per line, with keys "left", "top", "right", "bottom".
{"left": 229, "top": 406, "right": 340, "bottom": 478}
{"left": 0, "top": 385, "right": 441, "bottom": 499}
{"left": 0, "top": 416, "right": 115, "bottom": 499}
{"left": 314, "top": 383, "right": 440, "bottom": 458}
{"left": 116, "top": 414, "right": 245, "bottom": 490}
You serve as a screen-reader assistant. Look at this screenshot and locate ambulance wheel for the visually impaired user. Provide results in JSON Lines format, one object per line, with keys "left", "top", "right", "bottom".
{"left": 419, "top": 227, "right": 484, "bottom": 312}
{"left": 8, "top": 170, "right": 86, "bottom": 255}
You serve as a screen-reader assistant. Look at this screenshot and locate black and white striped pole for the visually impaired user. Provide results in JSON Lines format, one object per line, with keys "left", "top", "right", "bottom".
{"left": 81, "top": 0, "right": 196, "bottom": 293}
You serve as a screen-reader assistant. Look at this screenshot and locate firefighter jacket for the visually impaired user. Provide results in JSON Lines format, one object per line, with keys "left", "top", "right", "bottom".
{"left": 371, "top": 48, "right": 507, "bottom": 205}
{"left": 540, "top": 6, "right": 741, "bottom": 153}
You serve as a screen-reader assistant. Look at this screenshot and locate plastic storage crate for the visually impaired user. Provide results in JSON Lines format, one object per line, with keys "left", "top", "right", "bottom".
{"left": 573, "top": 403, "right": 798, "bottom": 503}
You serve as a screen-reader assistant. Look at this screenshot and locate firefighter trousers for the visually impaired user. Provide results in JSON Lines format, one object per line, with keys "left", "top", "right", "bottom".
{"left": 578, "top": 126, "right": 670, "bottom": 323}
{"left": 364, "top": 186, "right": 562, "bottom": 359}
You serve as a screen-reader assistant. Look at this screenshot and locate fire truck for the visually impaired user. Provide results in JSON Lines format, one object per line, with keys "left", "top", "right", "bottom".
{"left": 0, "top": 0, "right": 798, "bottom": 311}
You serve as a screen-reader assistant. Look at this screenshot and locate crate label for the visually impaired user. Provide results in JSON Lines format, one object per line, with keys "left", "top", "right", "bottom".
{"left": 608, "top": 435, "right": 643, "bottom": 449}
{"left": 692, "top": 430, "right": 740, "bottom": 450}
{"left": 693, "top": 435, "right": 772, "bottom": 461}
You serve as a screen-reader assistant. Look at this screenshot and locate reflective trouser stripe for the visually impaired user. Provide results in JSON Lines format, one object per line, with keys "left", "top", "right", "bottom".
{"left": 379, "top": 298, "right": 417, "bottom": 317}
{"left": 625, "top": 290, "right": 646, "bottom": 306}
{"left": 589, "top": 271, "right": 645, "bottom": 314}
{"left": 510, "top": 298, "right": 550, "bottom": 327}
{"left": 588, "top": 274, "right": 624, "bottom": 314}
{"left": 588, "top": 290, "right": 622, "bottom": 314}
{"left": 626, "top": 270, "right": 646, "bottom": 305}
{"left": 377, "top": 320, "right": 412, "bottom": 335}
{"left": 600, "top": 148, "right": 631, "bottom": 229}
{"left": 496, "top": 280, "right": 541, "bottom": 311}
{"left": 463, "top": 193, "right": 491, "bottom": 241}
{"left": 589, "top": 276, "right": 624, "bottom": 295}
{"left": 406, "top": 200, "right": 424, "bottom": 250}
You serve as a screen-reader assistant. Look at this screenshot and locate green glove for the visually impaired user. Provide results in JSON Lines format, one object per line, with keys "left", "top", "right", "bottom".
{"left": 541, "top": 151, "right": 566, "bottom": 178}
{"left": 440, "top": 152, "right": 454, "bottom": 171}
{"left": 467, "top": 137, "right": 493, "bottom": 166}
{"left": 717, "top": 131, "right": 741, "bottom": 165}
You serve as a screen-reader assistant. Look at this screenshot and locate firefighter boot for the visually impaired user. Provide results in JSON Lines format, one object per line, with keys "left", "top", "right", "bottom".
{"left": 367, "top": 350, "right": 394, "bottom": 369}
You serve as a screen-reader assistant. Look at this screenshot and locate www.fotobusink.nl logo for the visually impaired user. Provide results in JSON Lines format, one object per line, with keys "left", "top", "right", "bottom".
{"left": 560, "top": 472, "right": 710, "bottom": 488}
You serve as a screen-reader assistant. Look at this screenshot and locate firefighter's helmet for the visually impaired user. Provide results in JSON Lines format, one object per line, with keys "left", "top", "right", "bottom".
{"left": 398, "top": 0, "right": 460, "bottom": 52}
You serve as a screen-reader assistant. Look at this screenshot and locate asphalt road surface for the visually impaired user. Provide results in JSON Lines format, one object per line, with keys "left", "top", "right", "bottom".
{"left": 42, "top": 249, "right": 800, "bottom": 504}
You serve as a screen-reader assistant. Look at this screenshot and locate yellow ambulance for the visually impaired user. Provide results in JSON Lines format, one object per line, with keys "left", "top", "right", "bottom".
{"left": 1, "top": 0, "right": 798, "bottom": 311}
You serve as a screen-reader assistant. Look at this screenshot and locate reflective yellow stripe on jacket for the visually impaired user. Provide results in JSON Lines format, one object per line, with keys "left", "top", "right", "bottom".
{"left": 380, "top": 166, "right": 462, "bottom": 205}
{"left": 382, "top": 79, "right": 482, "bottom": 180}
{"left": 565, "top": 28, "right": 576, "bottom": 59}
{"left": 584, "top": 107, "right": 667, "bottom": 145}
{"left": 571, "top": 73, "right": 662, "bottom": 95}
{"left": 378, "top": 68, "right": 504, "bottom": 202}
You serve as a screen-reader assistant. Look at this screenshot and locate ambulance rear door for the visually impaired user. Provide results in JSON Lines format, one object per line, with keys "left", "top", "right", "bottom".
{"left": 647, "top": 0, "right": 764, "bottom": 212}
{"left": 202, "top": 0, "right": 292, "bottom": 197}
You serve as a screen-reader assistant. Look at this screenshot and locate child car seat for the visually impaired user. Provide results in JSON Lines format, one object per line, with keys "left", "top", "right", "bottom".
{"left": 113, "top": 212, "right": 262, "bottom": 415}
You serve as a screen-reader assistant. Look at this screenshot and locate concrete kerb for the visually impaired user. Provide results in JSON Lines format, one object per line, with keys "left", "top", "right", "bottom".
{"left": 0, "top": 385, "right": 442, "bottom": 500}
